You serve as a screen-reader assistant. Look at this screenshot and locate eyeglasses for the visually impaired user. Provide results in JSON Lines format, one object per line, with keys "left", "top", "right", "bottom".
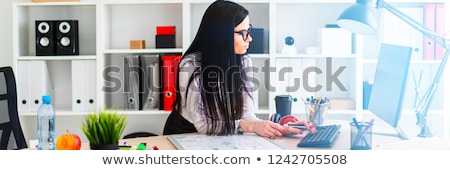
{"left": 234, "top": 24, "right": 252, "bottom": 41}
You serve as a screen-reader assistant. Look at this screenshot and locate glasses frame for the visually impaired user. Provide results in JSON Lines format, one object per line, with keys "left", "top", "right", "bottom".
{"left": 234, "top": 24, "right": 252, "bottom": 41}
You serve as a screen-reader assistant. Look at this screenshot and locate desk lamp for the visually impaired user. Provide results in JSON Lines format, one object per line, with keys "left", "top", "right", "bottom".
{"left": 336, "top": 0, "right": 450, "bottom": 137}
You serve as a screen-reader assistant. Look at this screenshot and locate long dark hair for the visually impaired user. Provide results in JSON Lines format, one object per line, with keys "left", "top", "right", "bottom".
{"left": 172, "top": 0, "right": 250, "bottom": 135}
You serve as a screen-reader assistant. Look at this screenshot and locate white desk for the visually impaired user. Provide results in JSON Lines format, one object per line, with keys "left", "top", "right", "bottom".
{"left": 36, "top": 120, "right": 447, "bottom": 150}
{"left": 114, "top": 132, "right": 449, "bottom": 150}
{"left": 114, "top": 120, "right": 450, "bottom": 150}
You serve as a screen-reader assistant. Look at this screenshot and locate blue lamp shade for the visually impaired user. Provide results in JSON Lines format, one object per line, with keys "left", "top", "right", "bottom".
{"left": 336, "top": 2, "right": 378, "bottom": 35}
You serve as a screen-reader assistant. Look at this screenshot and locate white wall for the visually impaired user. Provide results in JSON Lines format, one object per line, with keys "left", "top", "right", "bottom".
{"left": 0, "top": 0, "right": 15, "bottom": 67}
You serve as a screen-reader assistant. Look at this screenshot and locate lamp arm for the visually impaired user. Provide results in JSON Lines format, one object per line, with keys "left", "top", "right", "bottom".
{"left": 415, "top": 49, "right": 450, "bottom": 126}
{"left": 377, "top": 0, "right": 448, "bottom": 48}
{"left": 377, "top": 0, "right": 450, "bottom": 131}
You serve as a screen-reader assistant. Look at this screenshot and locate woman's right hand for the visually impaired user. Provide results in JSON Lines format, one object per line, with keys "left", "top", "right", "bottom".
{"left": 240, "top": 120, "right": 286, "bottom": 138}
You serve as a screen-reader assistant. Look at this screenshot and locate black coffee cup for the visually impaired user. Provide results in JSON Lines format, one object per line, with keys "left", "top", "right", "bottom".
{"left": 275, "top": 95, "right": 293, "bottom": 117}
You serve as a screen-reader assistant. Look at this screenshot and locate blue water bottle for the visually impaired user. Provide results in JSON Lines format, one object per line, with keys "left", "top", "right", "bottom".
{"left": 37, "top": 95, "right": 55, "bottom": 150}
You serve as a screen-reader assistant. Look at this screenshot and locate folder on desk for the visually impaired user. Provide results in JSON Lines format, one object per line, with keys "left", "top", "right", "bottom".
{"left": 161, "top": 55, "right": 181, "bottom": 111}
{"left": 124, "top": 55, "right": 140, "bottom": 110}
{"left": 140, "top": 55, "right": 160, "bottom": 110}
{"left": 71, "top": 60, "right": 96, "bottom": 112}
{"left": 17, "top": 61, "right": 54, "bottom": 112}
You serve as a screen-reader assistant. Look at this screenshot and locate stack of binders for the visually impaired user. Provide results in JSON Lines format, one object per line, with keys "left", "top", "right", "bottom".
{"left": 17, "top": 61, "right": 55, "bottom": 112}
{"left": 123, "top": 54, "right": 181, "bottom": 111}
{"left": 72, "top": 60, "right": 96, "bottom": 112}
{"left": 123, "top": 55, "right": 160, "bottom": 110}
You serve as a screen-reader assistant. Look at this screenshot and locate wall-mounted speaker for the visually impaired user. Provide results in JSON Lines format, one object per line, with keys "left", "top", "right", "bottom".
{"left": 35, "top": 20, "right": 56, "bottom": 56}
{"left": 55, "top": 20, "right": 79, "bottom": 55}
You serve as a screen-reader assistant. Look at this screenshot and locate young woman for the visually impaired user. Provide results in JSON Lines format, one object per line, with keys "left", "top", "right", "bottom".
{"left": 163, "top": 0, "right": 315, "bottom": 138}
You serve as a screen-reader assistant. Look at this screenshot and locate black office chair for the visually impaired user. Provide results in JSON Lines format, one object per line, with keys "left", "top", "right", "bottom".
{"left": 0, "top": 66, "right": 27, "bottom": 150}
{"left": 123, "top": 132, "right": 158, "bottom": 139}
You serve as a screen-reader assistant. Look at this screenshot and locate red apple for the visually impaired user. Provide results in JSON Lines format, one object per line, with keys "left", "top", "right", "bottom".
{"left": 56, "top": 130, "right": 82, "bottom": 150}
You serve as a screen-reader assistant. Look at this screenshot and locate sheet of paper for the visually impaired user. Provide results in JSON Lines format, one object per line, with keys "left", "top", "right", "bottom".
{"left": 168, "top": 134, "right": 284, "bottom": 150}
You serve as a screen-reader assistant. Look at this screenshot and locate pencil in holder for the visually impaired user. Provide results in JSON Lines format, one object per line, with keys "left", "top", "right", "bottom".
{"left": 304, "top": 102, "right": 329, "bottom": 126}
{"left": 350, "top": 121, "right": 373, "bottom": 150}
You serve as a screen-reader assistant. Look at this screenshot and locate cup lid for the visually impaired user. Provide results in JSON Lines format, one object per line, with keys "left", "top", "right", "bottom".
{"left": 275, "top": 95, "right": 292, "bottom": 101}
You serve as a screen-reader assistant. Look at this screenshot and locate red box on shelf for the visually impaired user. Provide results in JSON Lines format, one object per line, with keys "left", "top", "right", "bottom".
{"left": 156, "top": 26, "right": 176, "bottom": 35}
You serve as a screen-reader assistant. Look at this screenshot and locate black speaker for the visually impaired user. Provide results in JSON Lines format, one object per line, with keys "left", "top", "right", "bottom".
{"left": 35, "top": 20, "right": 56, "bottom": 56}
{"left": 55, "top": 20, "right": 79, "bottom": 55}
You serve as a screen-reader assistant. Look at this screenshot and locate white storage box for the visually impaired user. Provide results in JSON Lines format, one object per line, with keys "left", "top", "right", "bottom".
{"left": 318, "top": 28, "right": 353, "bottom": 55}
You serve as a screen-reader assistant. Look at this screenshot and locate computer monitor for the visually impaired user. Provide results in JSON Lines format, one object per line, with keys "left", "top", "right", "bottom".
{"left": 368, "top": 43, "right": 412, "bottom": 140}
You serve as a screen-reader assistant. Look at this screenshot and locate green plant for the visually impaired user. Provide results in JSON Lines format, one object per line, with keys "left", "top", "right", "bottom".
{"left": 80, "top": 108, "right": 127, "bottom": 145}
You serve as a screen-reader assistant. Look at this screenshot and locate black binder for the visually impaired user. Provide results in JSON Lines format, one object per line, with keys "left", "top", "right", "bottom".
{"left": 140, "top": 55, "right": 160, "bottom": 110}
{"left": 123, "top": 55, "right": 140, "bottom": 110}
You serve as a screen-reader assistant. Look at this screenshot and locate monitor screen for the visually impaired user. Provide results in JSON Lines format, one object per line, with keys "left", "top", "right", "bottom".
{"left": 368, "top": 43, "right": 412, "bottom": 128}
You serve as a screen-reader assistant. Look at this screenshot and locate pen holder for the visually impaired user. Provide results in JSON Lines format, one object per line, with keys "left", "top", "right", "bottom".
{"left": 350, "top": 121, "right": 373, "bottom": 150}
{"left": 304, "top": 102, "right": 329, "bottom": 126}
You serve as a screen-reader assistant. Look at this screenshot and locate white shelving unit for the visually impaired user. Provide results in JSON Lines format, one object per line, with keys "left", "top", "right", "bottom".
{"left": 12, "top": 0, "right": 449, "bottom": 139}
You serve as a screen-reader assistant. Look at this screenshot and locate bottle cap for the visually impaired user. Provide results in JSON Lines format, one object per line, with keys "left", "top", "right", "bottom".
{"left": 42, "top": 95, "right": 51, "bottom": 104}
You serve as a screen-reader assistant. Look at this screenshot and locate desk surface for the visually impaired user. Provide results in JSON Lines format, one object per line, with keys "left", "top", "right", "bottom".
{"left": 24, "top": 120, "right": 450, "bottom": 150}
{"left": 113, "top": 120, "right": 450, "bottom": 150}
{"left": 115, "top": 132, "right": 450, "bottom": 150}
{"left": 116, "top": 135, "right": 450, "bottom": 150}
{"left": 29, "top": 119, "right": 445, "bottom": 150}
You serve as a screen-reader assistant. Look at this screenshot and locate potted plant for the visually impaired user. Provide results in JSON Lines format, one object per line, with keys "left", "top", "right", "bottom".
{"left": 80, "top": 108, "right": 127, "bottom": 150}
